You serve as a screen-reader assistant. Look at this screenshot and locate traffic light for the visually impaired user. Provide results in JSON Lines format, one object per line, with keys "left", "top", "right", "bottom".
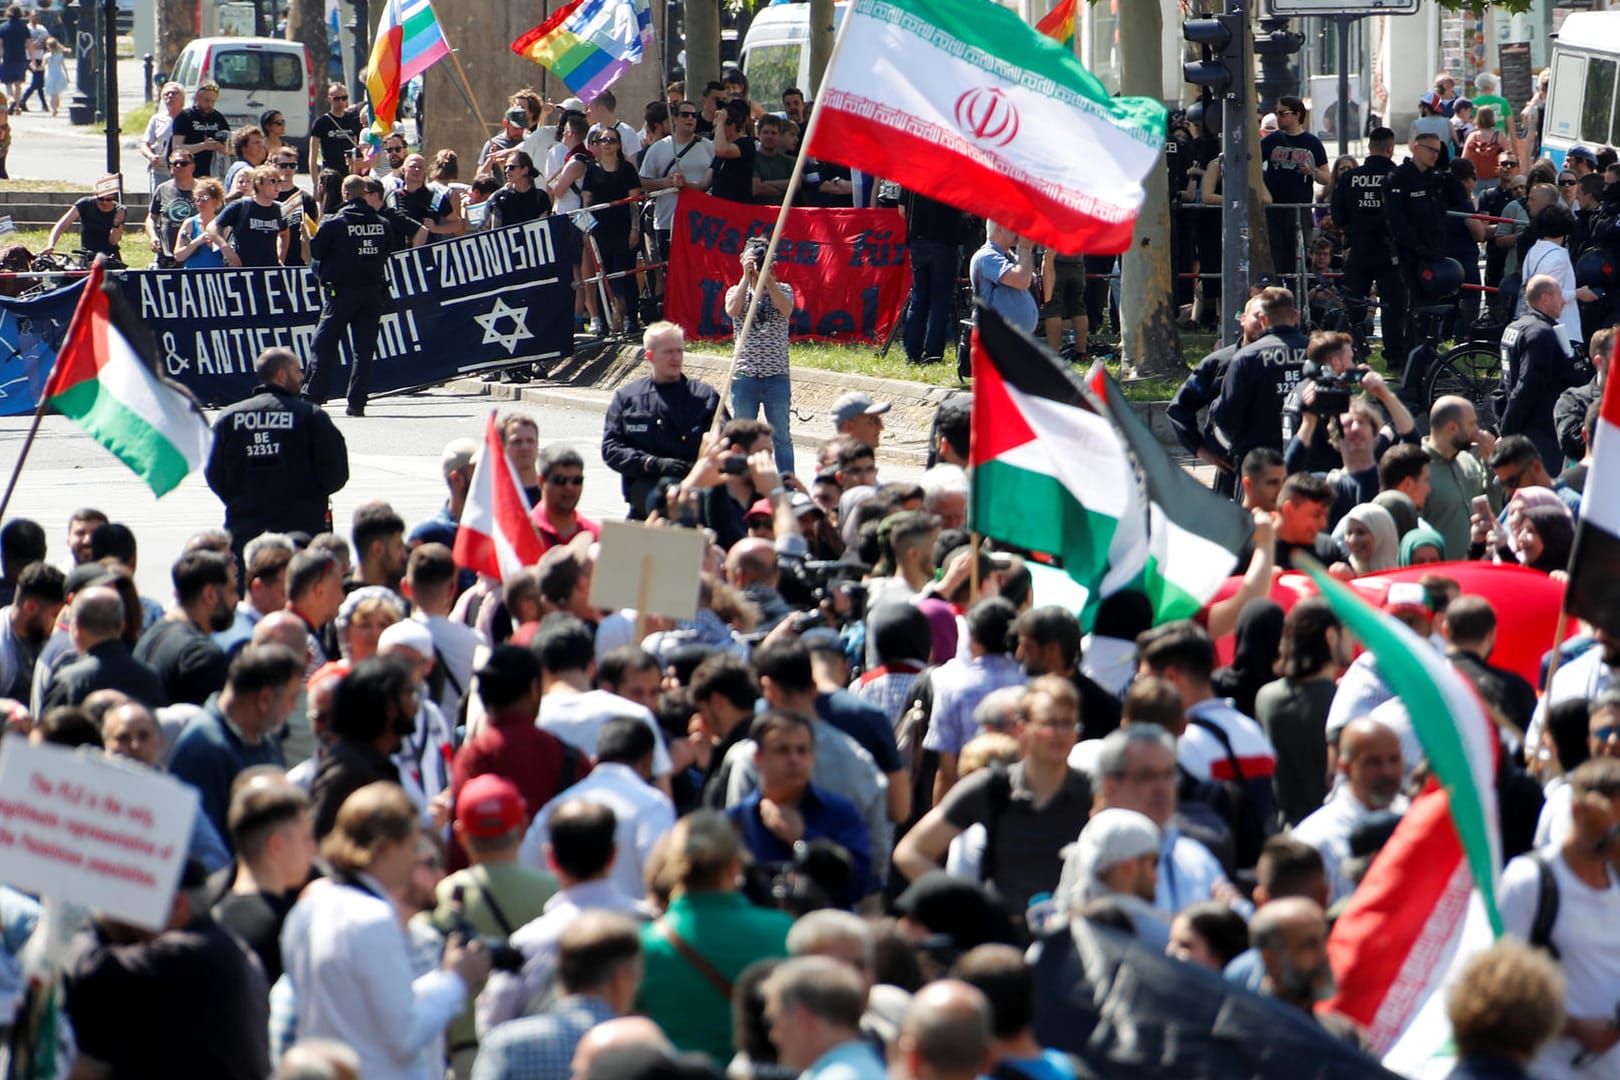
{"left": 1183, "top": 13, "right": 1245, "bottom": 99}
{"left": 1254, "top": 17, "right": 1305, "bottom": 112}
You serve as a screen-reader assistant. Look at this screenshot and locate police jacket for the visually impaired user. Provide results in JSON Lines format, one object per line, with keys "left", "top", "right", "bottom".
{"left": 1331, "top": 155, "right": 1397, "bottom": 262}
{"left": 1383, "top": 160, "right": 1449, "bottom": 264}
{"left": 309, "top": 198, "right": 391, "bottom": 290}
{"left": 1167, "top": 344, "right": 1234, "bottom": 457}
{"left": 601, "top": 374, "right": 721, "bottom": 495}
{"left": 1209, "top": 324, "right": 1309, "bottom": 465}
{"left": 205, "top": 384, "right": 350, "bottom": 538}
{"left": 1556, "top": 377, "right": 1600, "bottom": 463}
{"left": 1496, "top": 308, "right": 1589, "bottom": 470}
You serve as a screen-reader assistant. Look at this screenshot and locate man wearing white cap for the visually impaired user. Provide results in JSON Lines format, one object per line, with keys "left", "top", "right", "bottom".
{"left": 833, "top": 391, "right": 890, "bottom": 450}
{"left": 379, "top": 619, "right": 456, "bottom": 823}
{"left": 1057, "top": 807, "right": 1170, "bottom": 950}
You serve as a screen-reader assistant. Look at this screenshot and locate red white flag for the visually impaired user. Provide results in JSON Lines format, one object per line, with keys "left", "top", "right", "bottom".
{"left": 453, "top": 411, "right": 544, "bottom": 581}
{"left": 1565, "top": 339, "right": 1620, "bottom": 635}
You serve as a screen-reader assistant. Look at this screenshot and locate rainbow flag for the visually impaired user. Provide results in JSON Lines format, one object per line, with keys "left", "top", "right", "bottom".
{"left": 366, "top": 0, "right": 451, "bottom": 136}
{"left": 1036, "top": 0, "right": 1076, "bottom": 49}
{"left": 510, "top": 0, "right": 655, "bottom": 102}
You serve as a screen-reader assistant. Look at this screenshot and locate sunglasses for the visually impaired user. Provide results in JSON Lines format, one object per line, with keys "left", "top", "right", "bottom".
{"left": 1561, "top": 179, "right": 1577, "bottom": 187}
{"left": 276, "top": 161, "right": 297, "bottom": 169}
{"left": 545, "top": 474, "right": 584, "bottom": 486}
{"left": 330, "top": 95, "right": 348, "bottom": 102}
{"left": 386, "top": 145, "right": 406, "bottom": 153}
{"left": 591, "top": 137, "right": 620, "bottom": 145}
{"left": 96, "top": 195, "right": 116, "bottom": 202}
{"left": 675, "top": 110, "right": 699, "bottom": 118}
{"left": 503, "top": 163, "right": 524, "bottom": 172}
{"left": 267, "top": 117, "right": 285, "bottom": 124}
{"left": 170, "top": 158, "right": 193, "bottom": 167}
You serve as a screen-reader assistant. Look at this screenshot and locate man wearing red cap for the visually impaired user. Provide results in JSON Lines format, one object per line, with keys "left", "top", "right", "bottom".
{"left": 432, "top": 772, "right": 560, "bottom": 1078}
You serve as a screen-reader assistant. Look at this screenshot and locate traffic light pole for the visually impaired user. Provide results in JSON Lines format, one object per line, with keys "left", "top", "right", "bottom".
{"left": 1220, "top": 0, "right": 1250, "bottom": 348}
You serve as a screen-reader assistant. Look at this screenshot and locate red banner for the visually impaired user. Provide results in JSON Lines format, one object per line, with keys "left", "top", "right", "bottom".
{"left": 663, "top": 189, "right": 910, "bottom": 343}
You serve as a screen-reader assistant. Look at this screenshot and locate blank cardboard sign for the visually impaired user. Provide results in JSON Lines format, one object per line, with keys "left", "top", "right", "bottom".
{"left": 588, "top": 520, "right": 705, "bottom": 621}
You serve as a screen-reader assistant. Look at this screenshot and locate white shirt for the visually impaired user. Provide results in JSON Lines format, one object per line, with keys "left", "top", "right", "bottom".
{"left": 1080, "top": 634, "right": 1137, "bottom": 700}
{"left": 1535, "top": 777, "right": 1574, "bottom": 850}
{"left": 1178, "top": 699, "right": 1276, "bottom": 783}
{"left": 280, "top": 875, "right": 467, "bottom": 1080}
{"left": 638, "top": 135, "right": 714, "bottom": 231}
{"left": 1325, "top": 653, "right": 1396, "bottom": 744}
{"left": 1157, "top": 827, "right": 1246, "bottom": 916}
{"left": 1520, "top": 239, "right": 1584, "bottom": 342}
{"left": 1527, "top": 646, "right": 1612, "bottom": 752}
{"left": 414, "top": 612, "right": 484, "bottom": 725}
{"left": 538, "top": 689, "right": 672, "bottom": 777}
{"left": 1292, "top": 786, "right": 1408, "bottom": 903}
{"left": 475, "top": 877, "right": 647, "bottom": 1036}
{"left": 518, "top": 762, "right": 675, "bottom": 901}
{"left": 393, "top": 698, "right": 456, "bottom": 826}
{"left": 1498, "top": 848, "right": 1620, "bottom": 1080}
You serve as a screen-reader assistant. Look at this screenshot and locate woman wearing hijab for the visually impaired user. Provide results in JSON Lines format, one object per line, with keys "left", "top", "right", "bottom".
{"left": 1212, "top": 598, "right": 1285, "bottom": 718}
{"left": 1341, "top": 503, "right": 1400, "bottom": 576}
{"left": 1515, "top": 504, "right": 1575, "bottom": 575}
{"left": 1399, "top": 524, "right": 1446, "bottom": 566}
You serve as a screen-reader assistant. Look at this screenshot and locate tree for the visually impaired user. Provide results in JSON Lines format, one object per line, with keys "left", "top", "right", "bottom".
{"left": 1115, "top": 0, "right": 1181, "bottom": 377}
{"left": 287, "top": 0, "right": 330, "bottom": 115}
{"left": 685, "top": 0, "right": 720, "bottom": 97}
{"left": 156, "top": 0, "right": 195, "bottom": 70}
{"left": 809, "top": 0, "right": 834, "bottom": 93}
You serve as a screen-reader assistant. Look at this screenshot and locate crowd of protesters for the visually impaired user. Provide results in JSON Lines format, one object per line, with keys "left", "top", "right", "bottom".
{"left": 0, "top": 321, "right": 1604, "bottom": 1080}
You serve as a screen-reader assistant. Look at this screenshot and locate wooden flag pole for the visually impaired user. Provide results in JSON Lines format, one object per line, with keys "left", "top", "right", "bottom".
{"left": 707, "top": 9, "right": 856, "bottom": 436}
{"left": 1543, "top": 609, "right": 1570, "bottom": 692}
{"left": 0, "top": 394, "right": 47, "bottom": 525}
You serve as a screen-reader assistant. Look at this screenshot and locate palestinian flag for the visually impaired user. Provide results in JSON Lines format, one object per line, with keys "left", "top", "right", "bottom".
{"left": 1085, "top": 364, "right": 1253, "bottom": 622}
{"left": 968, "top": 305, "right": 1133, "bottom": 592}
{"left": 1566, "top": 341, "right": 1620, "bottom": 636}
{"left": 1297, "top": 559, "right": 1503, "bottom": 1064}
{"left": 42, "top": 259, "right": 211, "bottom": 497}
{"left": 802, "top": 0, "right": 1164, "bottom": 254}
{"left": 454, "top": 410, "right": 545, "bottom": 581}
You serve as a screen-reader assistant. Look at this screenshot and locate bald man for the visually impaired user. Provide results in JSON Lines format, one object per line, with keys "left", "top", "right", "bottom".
{"left": 44, "top": 586, "right": 167, "bottom": 709}
{"left": 1422, "top": 395, "right": 1492, "bottom": 560}
{"left": 569, "top": 1016, "right": 673, "bottom": 1079}
{"left": 253, "top": 610, "right": 315, "bottom": 766}
{"left": 892, "top": 980, "right": 992, "bottom": 1080}
{"left": 1251, "top": 897, "right": 1334, "bottom": 1013}
{"left": 1292, "top": 717, "right": 1406, "bottom": 901}
{"left": 103, "top": 701, "right": 163, "bottom": 767}
{"left": 725, "top": 536, "right": 792, "bottom": 634}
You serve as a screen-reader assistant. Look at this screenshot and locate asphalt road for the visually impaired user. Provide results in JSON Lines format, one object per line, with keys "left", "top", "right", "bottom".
{"left": 0, "top": 386, "right": 917, "bottom": 599}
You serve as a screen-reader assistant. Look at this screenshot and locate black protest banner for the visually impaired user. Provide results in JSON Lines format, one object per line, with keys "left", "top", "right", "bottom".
{"left": 120, "top": 217, "right": 580, "bottom": 405}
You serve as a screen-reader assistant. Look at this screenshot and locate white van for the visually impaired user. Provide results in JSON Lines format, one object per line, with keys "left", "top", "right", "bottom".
{"left": 1540, "top": 11, "right": 1620, "bottom": 171}
{"left": 739, "top": 3, "right": 846, "bottom": 110}
{"left": 168, "top": 37, "right": 314, "bottom": 145}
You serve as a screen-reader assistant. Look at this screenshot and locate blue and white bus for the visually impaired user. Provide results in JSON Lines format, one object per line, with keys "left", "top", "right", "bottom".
{"left": 1541, "top": 11, "right": 1620, "bottom": 171}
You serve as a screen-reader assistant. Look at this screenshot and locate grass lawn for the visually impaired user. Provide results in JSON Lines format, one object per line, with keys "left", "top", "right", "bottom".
{"left": 4, "top": 227, "right": 157, "bottom": 270}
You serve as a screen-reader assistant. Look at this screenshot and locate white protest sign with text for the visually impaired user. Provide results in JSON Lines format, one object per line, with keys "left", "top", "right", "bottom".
{"left": 0, "top": 736, "right": 197, "bottom": 932}
{"left": 588, "top": 520, "right": 706, "bottom": 621}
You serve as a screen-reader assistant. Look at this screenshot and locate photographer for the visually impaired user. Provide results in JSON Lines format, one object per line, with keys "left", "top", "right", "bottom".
{"left": 726, "top": 236, "right": 797, "bottom": 475}
{"left": 1282, "top": 330, "right": 1415, "bottom": 478}
{"left": 727, "top": 710, "right": 873, "bottom": 910}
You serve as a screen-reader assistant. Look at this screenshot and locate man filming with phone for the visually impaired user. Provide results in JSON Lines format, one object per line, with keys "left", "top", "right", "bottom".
{"left": 725, "top": 237, "right": 797, "bottom": 477}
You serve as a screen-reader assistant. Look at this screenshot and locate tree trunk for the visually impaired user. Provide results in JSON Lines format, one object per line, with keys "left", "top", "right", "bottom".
{"left": 1243, "top": 19, "right": 1273, "bottom": 276}
{"left": 156, "top": 0, "right": 194, "bottom": 70}
{"left": 808, "top": 0, "right": 834, "bottom": 95}
{"left": 288, "top": 0, "right": 329, "bottom": 114}
{"left": 685, "top": 0, "right": 720, "bottom": 97}
{"left": 1117, "top": 0, "right": 1182, "bottom": 377}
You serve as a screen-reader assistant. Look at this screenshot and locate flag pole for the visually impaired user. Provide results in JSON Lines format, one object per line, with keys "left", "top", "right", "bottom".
{"left": 969, "top": 531, "right": 981, "bottom": 605}
{"left": 0, "top": 261, "right": 103, "bottom": 522}
{"left": 1543, "top": 609, "right": 1569, "bottom": 691}
{"left": 708, "top": 11, "right": 856, "bottom": 437}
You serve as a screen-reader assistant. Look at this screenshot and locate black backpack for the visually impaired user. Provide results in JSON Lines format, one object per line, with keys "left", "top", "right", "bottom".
{"left": 1184, "top": 716, "right": 1278, "bottom": 872}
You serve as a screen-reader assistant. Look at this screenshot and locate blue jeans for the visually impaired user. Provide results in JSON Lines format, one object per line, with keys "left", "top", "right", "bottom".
{"left": 904, "top": 239, "right": 960, "bottom": 362}
{"left": 731, "top": 373, "right": 795, "bottom": 475}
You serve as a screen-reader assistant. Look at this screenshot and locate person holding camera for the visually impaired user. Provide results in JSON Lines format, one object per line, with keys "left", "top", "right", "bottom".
{"left": 727, "top": 710, "right": 873, "bottom": 910}
{"left": 281, "top": 781, "right": 492, "bottom": 1080}
{"left": 1282, "top": 330, "right": 1416, "bottom": 479}
{"left": 429, "top": 773, "right": 559, "bottom": 1078}
{"left": 726, "top": 237, "right": 797, "bottom": 476}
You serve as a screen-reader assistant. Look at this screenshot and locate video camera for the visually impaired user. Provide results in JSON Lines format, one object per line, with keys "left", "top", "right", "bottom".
{"left": 784, "top": 558, "right": 869, "bottom": 626}
{"left": 1301, "top": 360, "right": 1366, "bottom": 418}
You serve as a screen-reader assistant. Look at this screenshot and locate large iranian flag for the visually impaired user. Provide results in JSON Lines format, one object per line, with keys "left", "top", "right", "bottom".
{"left": 968, "top": 305, "right": 1133, "bottom": 592}
{"left": 43, "top": 260, "right": 211, "bottom": 497}
{"left": 1296, "top": 560, "right": 1503, "bottom": 1073}
{"left": 1565, "top": 339, "right": 1620, "bottom": 637}
{"left": 803, "top": 0, "right": 1165, "bottom": 254}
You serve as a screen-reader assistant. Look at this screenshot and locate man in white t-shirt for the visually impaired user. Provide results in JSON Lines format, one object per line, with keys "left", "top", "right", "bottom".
{"left": 532, "top": 616, "right": 673, "bottom": 782}
{"left": 1291, "top": 718, "right": 1407, "bottom": 902}
{"left": 586, "top": 90, "right": 641, "bottom": 161}
{"left": 638, "top": 103, "right": 714, "bottom": 246}
{"left": 1496, "top": 758, "right": 1620, "bottom": 1080}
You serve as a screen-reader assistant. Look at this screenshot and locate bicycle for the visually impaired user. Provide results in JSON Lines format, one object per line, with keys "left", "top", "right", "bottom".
{"left": 1399, "top": 303, "right": 1506, "bottom": 426}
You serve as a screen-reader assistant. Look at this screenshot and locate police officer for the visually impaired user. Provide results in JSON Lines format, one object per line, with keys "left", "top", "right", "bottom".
{"left": 305, "top": 174, "right": 392, "bottom": 418}
{"left": 1495, "top": 274, "right": 1592, "bottom": 471}
{"left": 1209, "top": 286, "right": 1310, "bottom": 472}
{"left": 1333, "top": 127, "right": 1404, "bottom": 368}
{"left": 1167, "top": 294, "right": 1266, "bottom": 495}
{"left": 205, "top": 347, "right": 349, "bottom": 560}
{"left": 1383, "top": 131, "right": 1451, "bottom": 399}
{"left": 602, "top": 321, "right": 721, "bottom": 518}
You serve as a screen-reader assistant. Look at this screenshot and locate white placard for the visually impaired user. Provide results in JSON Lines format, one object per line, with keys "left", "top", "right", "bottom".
{"left": 0, "top": 735, "right": 197, "bottom": 932}
{"left": 588, "top": 520, "right": 706, "bottom": 620}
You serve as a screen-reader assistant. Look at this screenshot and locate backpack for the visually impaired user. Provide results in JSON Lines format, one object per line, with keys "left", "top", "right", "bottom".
{"left": 1184, "top": 715, "right": 1278, "bottom": 872}
{"left": 1527, "top": 851, "right": 1561, "bottom": 959}
{"left": 1460, "top": 129, "right": 1505, "bottom": 180}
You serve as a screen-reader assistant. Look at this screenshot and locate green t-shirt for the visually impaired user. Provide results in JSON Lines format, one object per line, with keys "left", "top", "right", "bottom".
{"left": 754, "top": 149, "right": 796, "bottom": 203}
{"left": 1472, "top": 93, "right": 1512, "bottom": 124}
